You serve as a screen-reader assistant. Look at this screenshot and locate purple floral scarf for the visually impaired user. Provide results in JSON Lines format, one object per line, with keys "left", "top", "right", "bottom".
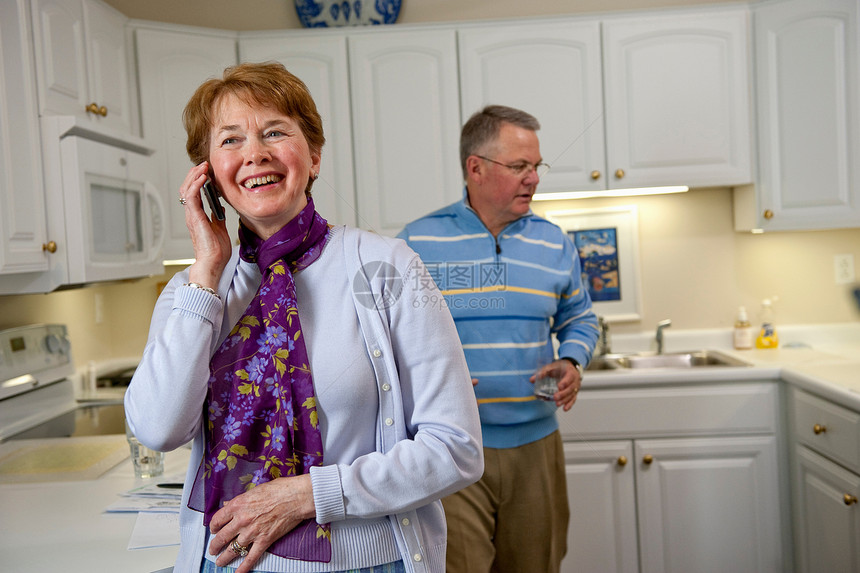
{"left": 189, "top": 198, "right": 331, "bottom": 562}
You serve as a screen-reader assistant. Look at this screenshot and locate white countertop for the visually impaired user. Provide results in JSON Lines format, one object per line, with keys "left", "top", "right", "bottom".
{"left": 0, "top": 443, "right": 189, "bottom": 573}
{"left": 722, "top": 344, "right": 860, "bottom": 408}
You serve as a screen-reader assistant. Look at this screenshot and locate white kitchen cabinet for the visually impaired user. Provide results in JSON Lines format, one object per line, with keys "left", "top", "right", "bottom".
{"left": 559, "top": 381, "right": 785, "bottom": 573}
{"left": 348, "top": 29, "right": 463, "bottom": 236}
{"left": 735, "top": 0, "right": 860, "bottom": 232}
{"left": 793, "top": 446, "right": 860, "bottom": 573}
{"left": 564, "top": 441, "right": 638, "bottom": 573}
{"left": 239, "top": 33, "right": 357, "bottom": 227}
{"left": 0, "top": 0, "right": 49, "bottom": 276}
{"left": 29, "top": 0, "right": 135, "bottom": 134}
{"left": 790, "top": 387, "right": 860, "bottom": 573}
{"left": 459, "top": 8, "right": 752, "bottom": 197}
{"left": 458, "top": 21, "right": 606, "bottom": 194}
{"left": 1, "top": 114, "right": 164, "bottom": 294}
{"left": 134, "top": 25, "right": 238, "bottom": 262}
{"left": 635, "top": 436, "right": 781, "bottom": 573}
{"left": 602, "top": 8, "right": 753, "bottom": 190}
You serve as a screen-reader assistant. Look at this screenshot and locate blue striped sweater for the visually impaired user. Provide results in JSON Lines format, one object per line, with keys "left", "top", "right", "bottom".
{"left": 398, "top": 198, "right": 599, "bottom": 448}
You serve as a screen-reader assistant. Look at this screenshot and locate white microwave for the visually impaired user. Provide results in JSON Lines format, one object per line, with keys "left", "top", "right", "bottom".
{"left": 38, "top": 117, "right": 165, "bottom": 289}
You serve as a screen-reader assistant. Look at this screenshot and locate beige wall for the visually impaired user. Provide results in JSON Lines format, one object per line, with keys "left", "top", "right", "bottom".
{"left": 531, "top": 189, "right": 860, "bottom": 337}
{"left": 103, "top": 0, "right": 733, "bottom": 31}
{"left": 0, "top": 270, "right": 176, "bottom": 365}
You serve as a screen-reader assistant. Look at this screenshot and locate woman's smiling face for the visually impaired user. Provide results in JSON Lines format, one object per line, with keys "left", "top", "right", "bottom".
{"left": 208, "top": 93, "right": 321, "bottom": 239}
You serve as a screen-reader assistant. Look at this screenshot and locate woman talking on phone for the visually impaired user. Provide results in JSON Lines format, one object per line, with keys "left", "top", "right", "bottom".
{"left": 124, "top": 62, "right": 482, "bottom": 573}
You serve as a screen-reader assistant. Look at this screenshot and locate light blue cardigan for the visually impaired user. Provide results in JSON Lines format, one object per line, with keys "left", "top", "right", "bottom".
{"left": 125, "top": 226, "right": 483, "bottom": 573}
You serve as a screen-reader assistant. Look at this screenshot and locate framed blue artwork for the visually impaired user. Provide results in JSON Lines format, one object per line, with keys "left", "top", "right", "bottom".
{"left": 571, "top": 227, "right": 621, "bottom": 302}
{"left": 546, "top": 206, "right": 642, "bottom": 322}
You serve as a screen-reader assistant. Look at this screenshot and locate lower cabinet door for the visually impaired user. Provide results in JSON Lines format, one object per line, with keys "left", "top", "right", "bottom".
{"left": 635, "top": 436, "right": 784, "bottom": 573}
{"left": 793, "top": 445, "right": 860, "bottom": 573}
{"left": 563, "top": 441, "right": 638, "bottom": 573}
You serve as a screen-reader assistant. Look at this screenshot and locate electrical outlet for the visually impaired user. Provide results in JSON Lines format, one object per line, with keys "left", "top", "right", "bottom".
{"left": 94, "top": 292, "right": 104, "bottom": 324}
{"left": 834, "top": 254, "right": 856, "bottom": 285}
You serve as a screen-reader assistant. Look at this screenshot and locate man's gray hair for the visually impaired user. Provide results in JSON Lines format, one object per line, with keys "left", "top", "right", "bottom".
{"left": 459, "top": 105, "right": 541, "bottom": 179}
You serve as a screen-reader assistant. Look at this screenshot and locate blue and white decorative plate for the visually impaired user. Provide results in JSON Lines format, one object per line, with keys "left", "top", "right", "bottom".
{"left": 295, "top": 0, "right": 401, "bottom": 28}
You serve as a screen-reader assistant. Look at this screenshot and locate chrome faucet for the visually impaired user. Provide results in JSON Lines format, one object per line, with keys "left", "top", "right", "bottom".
{"left": 597, "top": 316, "right": 611, "bottom": 355}
{"left": 655, "top": 319, "right": 672, "bottom": 354}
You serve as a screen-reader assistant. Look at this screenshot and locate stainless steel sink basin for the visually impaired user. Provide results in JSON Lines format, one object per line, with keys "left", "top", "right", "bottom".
{"left": 587, "top": 350, "right": 747, "bottom": 371}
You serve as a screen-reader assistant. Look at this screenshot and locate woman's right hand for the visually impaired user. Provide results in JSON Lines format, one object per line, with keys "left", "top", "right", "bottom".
{"left": 180, "top": 162, "right": 232, "bottom": 289}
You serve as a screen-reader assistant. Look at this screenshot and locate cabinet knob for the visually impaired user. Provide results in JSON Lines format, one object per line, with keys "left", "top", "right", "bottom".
{"left": 844, "top": 494, "right": 858, "bottom": 506}
{"left": 763, "top": 209, "right": 774, "bottom": 220}
{"left": 617, "top": 455, "right": 628, "bottom": 467}
{"left": 590, "top": 170, "right": 601, "bottom": 181}
{"left": 85, "top": 103, "right": 108, "bottom": 117}
{"left": 813, "top": 424, "right": 827, "bottom": 435}
{"left": 642, "top": 454, "right": 654, "bottom": 465}
{"left": 614, "top": 168, "right": 625, "bottom": 179}
{"left": 41, "top": 241, "right": 57, "bottom": 253}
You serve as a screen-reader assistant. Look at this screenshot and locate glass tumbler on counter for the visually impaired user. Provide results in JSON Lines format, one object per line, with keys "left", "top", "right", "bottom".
{"left": 125, "top": 420, "right": 164, "bottom": 478}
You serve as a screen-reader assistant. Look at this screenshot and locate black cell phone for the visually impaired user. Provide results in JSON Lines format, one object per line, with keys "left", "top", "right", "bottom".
{"left": 202, "top": 180, "right": 226, "bottom": 221}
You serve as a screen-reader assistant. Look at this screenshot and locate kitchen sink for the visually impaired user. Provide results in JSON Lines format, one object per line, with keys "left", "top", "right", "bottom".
{"left": 587, "top": 350, "right": 748, "bottom": 371}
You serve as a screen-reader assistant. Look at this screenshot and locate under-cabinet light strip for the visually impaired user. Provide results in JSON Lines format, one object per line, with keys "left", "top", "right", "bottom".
{"left": 532, "top": 185, "right": 689, "bottom": 201}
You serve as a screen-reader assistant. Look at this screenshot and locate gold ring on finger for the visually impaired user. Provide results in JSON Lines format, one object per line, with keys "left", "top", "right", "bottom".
{"left": 230, "top": 539, "right": 250, "bottom": 557}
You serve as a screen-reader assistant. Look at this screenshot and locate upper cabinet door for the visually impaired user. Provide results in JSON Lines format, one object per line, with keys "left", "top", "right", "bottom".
{"left": 603, "top": 9, "right": 753, "bottom": 189}
{"left": 239, "top": 33, "right": 357, "bottom": 227}
{"left": 81, "top": 0, "right": 133, "bottom": 133}
{"left": 135, "top": 26, "right": 237, "bottom": 262}
{"left": 458, "top": 21, "right": 606, "bottom": 194}
{"left": 349, "top": 29, "right": 463, "bottom": 236}
{"left": 30, "top": 0, "right": 133, "bottom": 133}
{"left": 30, "top": 0, "right": 87, "bottom": 117}
{"left": 751, "top": 0, "right": 860, "bottom": 231}
{"left": 0, "top": 0, "right": 49, "bottom": 276}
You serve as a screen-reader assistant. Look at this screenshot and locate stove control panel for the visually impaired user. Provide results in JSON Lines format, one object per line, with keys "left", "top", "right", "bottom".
{"left": 0, "top": 324, "right": 74, "bottom": 401}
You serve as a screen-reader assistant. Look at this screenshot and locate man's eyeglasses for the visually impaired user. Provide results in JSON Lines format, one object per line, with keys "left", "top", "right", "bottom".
{"left": 475, "top": 155, "right": 551, "bottom": 178}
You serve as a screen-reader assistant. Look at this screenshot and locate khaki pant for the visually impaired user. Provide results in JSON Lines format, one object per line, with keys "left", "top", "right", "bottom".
{"left": 443, "top": 430, "right": 569, "bottom": 573}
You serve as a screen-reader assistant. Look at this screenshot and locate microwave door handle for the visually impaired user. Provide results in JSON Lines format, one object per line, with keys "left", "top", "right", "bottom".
{"left": 144, "top": 182, "right": 165, "bottom": 260}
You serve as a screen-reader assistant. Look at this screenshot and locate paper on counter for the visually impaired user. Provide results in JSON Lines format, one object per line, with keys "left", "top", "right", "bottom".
{"left": 127, "top": 511, "right": 180, "bottom": 549}
{"left": 120, "top": 478, "right": 185, "bottom": 500}
{"left": 106, "top": 475, "right": 184, "bottom": 513}
{"left": 105, "top": 496, "right": 181, "bottom": 513}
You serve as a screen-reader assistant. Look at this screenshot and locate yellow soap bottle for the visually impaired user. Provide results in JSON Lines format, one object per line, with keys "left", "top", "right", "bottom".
{"left": 755, "top": 298, "right": 779, "bottom": 349}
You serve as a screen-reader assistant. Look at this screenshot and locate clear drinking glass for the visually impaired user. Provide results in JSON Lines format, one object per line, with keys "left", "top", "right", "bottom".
{"left": 125, "top": 420, "right": 164, "bottom": 478}
{"left": 533, "top": 361, "right": 560, "bottom": 401}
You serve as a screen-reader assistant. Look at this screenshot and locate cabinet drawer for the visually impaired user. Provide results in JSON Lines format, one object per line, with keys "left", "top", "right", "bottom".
{"left": 559, "top": 382, "right": 778, "bottom": 441}
{"left": 793, "top": 388, "right": 860, "bottom": 473}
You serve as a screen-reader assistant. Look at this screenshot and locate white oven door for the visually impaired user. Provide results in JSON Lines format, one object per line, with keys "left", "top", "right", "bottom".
{"left": 61, "top": 136, "right": 164, "bottom": 284}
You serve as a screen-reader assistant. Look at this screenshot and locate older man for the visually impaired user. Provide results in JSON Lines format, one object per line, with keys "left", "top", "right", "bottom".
{"left": 398, "top": 105, "right": 598, "bottom": 572}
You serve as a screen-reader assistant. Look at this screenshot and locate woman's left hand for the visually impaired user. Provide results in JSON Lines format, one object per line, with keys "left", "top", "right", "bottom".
{"left": 208, "top": 474, "right": 316, "bottom": 573}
